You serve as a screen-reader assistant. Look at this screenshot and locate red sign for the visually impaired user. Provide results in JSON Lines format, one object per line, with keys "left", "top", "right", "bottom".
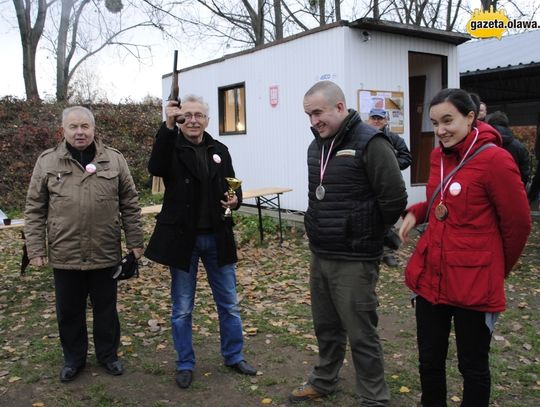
{"left": 269, "top": 85, "right": 279, "bottom": 107}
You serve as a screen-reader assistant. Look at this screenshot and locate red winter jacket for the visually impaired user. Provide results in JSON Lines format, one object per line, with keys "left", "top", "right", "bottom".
{"left": 404, "top": 121, "right": 531, "bottom": 312}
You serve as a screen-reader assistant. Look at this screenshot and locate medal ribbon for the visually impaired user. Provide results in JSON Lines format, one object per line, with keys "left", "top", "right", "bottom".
{"left": 439, "top": 127, "right": 479, "bottom": 203}
{"left": 320, "top": 137, "right": 336, "bottom": 186}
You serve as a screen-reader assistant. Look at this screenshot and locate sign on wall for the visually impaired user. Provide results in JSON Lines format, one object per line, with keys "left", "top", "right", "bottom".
{"left": 269, "top": 85, "right": 279, "bottom": 107}
{"left": 357, "top": 90, "right": 405, "bottom": 134}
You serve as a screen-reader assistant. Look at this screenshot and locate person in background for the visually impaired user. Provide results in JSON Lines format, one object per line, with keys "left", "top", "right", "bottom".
{"left": 527, "top": 124, "right": 540, "bottom": 205}
{"left": 478, "top": 102, "right": 487, "bottom": 121}
{"left": 367, "top": 107, "right": 412, "bottom": 267}
{"left": 486, "top": 110, "right": 530, "bottom": 187}
{"left": 399, "top": 88, "right": 531, "bottom": 407}
{"left": 289, "top": 81, "right": 407, "bottom": 406}
{"left": 144, "top": 94, "right": 257, "bottom": 390}
{"left": 24, "top": 106, "right": 144, "bottom": 382}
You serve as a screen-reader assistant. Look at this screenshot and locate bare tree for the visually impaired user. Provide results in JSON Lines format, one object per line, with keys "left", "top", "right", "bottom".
{"left": 48, "top": 0, "right": 172, "bottom": 101}
{"left": 480, "top": 0, "right": 498, "bottom": 10}
{"left": 12, "top": 0, "right": 49, "bottom": 101}
{"left": 309, "top": 0, "right": 326, "bottom": 25}
{"left": 334, "top": 0, "right": 340, "bottom": 21}
{"left": 11, "top": 0, "right": 177, "bottom": 101}
{"left": 188, "top": 0, "right": 268, "bottom": 47}
{"left": 274, "top": 0, "right": 283, "bottom": 40}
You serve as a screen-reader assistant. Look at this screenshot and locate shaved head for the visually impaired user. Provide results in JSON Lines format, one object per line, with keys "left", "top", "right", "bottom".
{"left": 304, "top": 80, "right": 347, "bottom": 108}
{"left": 303, "top": 80, "right": 349, "bottom": 138}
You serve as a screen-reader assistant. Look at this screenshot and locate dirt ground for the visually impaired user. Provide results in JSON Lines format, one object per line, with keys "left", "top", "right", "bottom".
{"left": 1, "top": 215, "right": 538, "bottom": 407}
{"left": 1, "top": 314, "right": 410, "bottom": 407}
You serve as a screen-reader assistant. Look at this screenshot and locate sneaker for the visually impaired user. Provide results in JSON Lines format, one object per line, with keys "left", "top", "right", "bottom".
{"left": 289, "top": 384, "right": 326, "bottom": 403}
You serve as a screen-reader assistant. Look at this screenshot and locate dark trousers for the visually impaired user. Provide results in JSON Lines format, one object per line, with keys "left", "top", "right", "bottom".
{"left": 309, "top": 254, "right": 390, "bottom": 406}
{"left": 416, "top": 296, "right": 492, "bottom": 407}
{"left": 528, "top": 161, "right": 540, "bottom": 203}
{"left": 53, "top": 268, "right": 120, "bottom": 368}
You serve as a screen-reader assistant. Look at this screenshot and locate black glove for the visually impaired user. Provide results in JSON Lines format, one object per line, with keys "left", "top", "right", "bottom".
{"left": 111, "top": 252, "right": 139, "bottom": 280}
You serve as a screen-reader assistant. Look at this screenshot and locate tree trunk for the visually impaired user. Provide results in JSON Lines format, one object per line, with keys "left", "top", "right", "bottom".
{"left": 274, "top": 0, "right": 283, "bottom": 40}
{"left": 373, "top": 0, "right": 380, "bottom": 20}
{"left": 481, "top": 0, "right": 498, "bottom": 10}
{"left": 12, "top": 0, "right": 48, "bottom": 102}
{"left": 241, "top": 0, "right": 265, "bottom": 46}
{"left": 334, "top": 0, "right": 341, "bottom": 21}
{"left": 56, "top": 0, "right": 75, "bottom": 102}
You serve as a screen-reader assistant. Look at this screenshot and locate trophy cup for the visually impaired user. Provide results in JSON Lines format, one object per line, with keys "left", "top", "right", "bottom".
{"left": 224, "top": 177, "right": 242, "bottom": 217}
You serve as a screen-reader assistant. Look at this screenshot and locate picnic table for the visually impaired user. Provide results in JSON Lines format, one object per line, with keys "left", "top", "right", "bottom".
{"left": 143, "top": 187, "right": 293, "bottom": 244}
{"left": 242, "top": 187, "right": 292, "bottom": 244}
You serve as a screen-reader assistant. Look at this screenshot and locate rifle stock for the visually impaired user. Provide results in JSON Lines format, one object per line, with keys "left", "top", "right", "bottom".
{"left": 168, "top": 50, "right": 185, "bottom": 124}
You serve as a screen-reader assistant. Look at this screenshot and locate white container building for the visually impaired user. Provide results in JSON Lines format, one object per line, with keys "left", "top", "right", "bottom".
{"left": 161, "top": 18, "right": 469, "bottom": 212}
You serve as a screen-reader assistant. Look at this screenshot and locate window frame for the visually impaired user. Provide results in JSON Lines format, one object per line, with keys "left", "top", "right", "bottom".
{"left": 218, "top": 82, "right": 247, "bottom": 135}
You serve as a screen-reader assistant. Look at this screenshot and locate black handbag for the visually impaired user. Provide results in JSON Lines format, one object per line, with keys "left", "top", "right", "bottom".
{"left": 112, "top": 252, "right": 139, "bottom": 280}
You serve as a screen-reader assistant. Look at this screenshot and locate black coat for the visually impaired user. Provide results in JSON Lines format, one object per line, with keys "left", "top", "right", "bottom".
{"left": 144, "top": 123, "right": 241, "bottom": 270}
{"left": 383, "top": 126, "right": 412, "bottom": 171}
{"left": 494, "top": 124, "right": 530, "bottom": 186}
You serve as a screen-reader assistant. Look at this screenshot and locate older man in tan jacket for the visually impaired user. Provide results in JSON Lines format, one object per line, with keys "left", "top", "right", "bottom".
{"left": 24, "top": 106, "right": 143, "bottom": 383}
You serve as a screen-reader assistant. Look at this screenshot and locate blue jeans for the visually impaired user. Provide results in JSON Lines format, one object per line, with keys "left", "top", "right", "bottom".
{"left": 170, "top": 234, "right": 244, "bottom": 371}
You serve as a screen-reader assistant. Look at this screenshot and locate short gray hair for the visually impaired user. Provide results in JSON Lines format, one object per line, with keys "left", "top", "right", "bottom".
{"left": 62, "top": 106, "right": 95, "bottom": 127}
{"left": 182, "top": 94, "right": 210, "bottom": 116}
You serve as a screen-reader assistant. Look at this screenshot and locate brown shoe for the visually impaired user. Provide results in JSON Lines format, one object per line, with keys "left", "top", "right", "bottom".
{"left": 289, "top": 384, "right": 326, "bottom": 403}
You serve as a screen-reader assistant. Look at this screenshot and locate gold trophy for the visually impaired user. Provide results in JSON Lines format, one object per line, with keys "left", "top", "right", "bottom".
{"left": 224, "top": 177, "right": 242, "bottom": 217}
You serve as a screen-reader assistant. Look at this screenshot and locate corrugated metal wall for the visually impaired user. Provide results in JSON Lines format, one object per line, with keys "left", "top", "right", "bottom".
{"left": 162, "top": 25, "right": 461, "bottom": 211}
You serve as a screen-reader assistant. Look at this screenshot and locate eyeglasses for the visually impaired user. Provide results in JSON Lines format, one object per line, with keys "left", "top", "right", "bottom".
{"left": 183, "top": 112, "right": 207, "bottom": 121}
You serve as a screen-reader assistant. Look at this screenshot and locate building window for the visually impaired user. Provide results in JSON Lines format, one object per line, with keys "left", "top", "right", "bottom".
{"left": 219, "top": 83, "right": 246, "bottom": 135}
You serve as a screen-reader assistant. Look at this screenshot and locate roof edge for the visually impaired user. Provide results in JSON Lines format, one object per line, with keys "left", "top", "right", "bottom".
{"left": 349, "top": 18, "right": 471, "bottom": 45}
{"left": 165, "top": 18, "right": 470, "bottom": 78}
{"left": 167, "top": 21, "right": 347, "bottom": 78}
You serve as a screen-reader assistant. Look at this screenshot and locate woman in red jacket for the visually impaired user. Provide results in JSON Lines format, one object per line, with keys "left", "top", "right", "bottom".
{"left": 399, "top": 88, "right": 531, "bottom": 407}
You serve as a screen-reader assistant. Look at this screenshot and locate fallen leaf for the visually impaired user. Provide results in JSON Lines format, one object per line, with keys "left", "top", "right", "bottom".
{"left": 261, "top": 398, "right": 272, "bottom": 404}
{"left": 245, "top": 327, "right": 258, "bottom": 336}
{"left": 451, "top": 396, "right": 461, "bottom": 402}
{"left": 306, "top": 344, "right": 318, "bottom": 353}
{"left": 399, "top": 386, "right": 410, "bottom": 393}
{"left": 8, "top": 376, "right": 21, "bottom": 383}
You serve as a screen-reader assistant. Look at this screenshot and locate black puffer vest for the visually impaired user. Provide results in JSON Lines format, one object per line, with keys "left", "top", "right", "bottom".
{"left": 304, "top": 110, "right": 386, "bottom": 260}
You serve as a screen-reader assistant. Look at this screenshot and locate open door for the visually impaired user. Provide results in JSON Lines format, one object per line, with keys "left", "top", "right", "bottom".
{"left": 408, "top": 52, "right": 448, "bottom": 185}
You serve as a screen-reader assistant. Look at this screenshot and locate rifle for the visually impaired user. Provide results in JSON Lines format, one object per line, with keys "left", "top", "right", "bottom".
{"left": 169, "top": 50, "right": 185, "bottom": 124}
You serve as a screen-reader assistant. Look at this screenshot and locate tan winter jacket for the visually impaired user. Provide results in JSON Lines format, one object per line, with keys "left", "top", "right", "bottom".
{"left": 24, "top": 139, "right": 144, "bottom": 270}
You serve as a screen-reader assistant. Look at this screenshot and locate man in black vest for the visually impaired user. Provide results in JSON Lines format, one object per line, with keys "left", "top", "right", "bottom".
{"left": 289, "top": 81, "right": 407, "bottom": 406}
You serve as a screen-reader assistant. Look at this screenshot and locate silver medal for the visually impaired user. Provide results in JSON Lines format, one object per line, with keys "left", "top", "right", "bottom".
{"left": 315, "top": 185, "right": 325, "bottom": 200}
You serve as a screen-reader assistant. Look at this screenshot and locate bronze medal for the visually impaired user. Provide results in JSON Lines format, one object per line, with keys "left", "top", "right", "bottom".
{"left": 435, "top": 202, "right": 448, "bottom": 221}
